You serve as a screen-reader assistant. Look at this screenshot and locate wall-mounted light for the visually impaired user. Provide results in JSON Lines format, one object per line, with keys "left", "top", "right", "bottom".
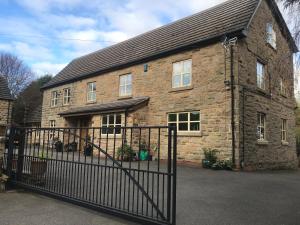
{"left": 144, "top": 64, "right": 148, "bottom": 73}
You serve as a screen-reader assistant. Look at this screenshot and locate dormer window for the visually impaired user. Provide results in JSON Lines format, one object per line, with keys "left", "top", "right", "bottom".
{"left": 266, "top": 23, "right": 276, "bottom": 49}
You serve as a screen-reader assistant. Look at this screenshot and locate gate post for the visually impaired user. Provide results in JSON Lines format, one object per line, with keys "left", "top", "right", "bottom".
{"left": 16, "top": 128, "right": 25, "bottom": 181}
{"left": 6, "top": 127, "right": 16, "bottom": 179}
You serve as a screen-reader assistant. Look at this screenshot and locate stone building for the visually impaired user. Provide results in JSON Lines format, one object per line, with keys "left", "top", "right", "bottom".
{"left": 0, "top": 76, "right": 13, "bottom": 136}
{"left": 41, "top": 0, "right": 299, "bottom": 169}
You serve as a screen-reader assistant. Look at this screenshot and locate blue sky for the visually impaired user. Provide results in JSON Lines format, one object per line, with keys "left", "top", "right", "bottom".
{"left": 0, "top": 0, "right": 293, "bottom": 78}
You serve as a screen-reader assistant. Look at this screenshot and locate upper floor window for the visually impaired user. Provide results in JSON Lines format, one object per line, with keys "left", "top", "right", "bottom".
{"left": 63, "top": 88, "right": 71, "bottom": 105}
{"left": 280, "top": 77, "right": 287, "bottom": 96}
{"left": 257, "top": 61, "right": 265, "bottom": 90}
{"left": 257, "top": 112, "right": 266, "bottom": 141}
{"left": 281, "top": 119, "right": 287, "bottom": 142}
{"left": 119, "top": 74, "right": 132, "bottom": 96}
{"left": 168, "top": 111, "right": 200, "bottom": 132}
{"left": 51, "top": 91, "right": 58, "bottom": 107}
{"left": 172, "top": 59, "right": 192, "bottom": 88}
{"left": 266, "top": 23, "right": 276, "bottom": 49}
{"left": 87, "top": 82, "right": 96, "bottom": 102}
{"left": 102, "top": 114, "right": 122, "bottom": 135}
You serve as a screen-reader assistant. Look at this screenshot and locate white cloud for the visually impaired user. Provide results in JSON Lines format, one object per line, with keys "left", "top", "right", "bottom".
{"left": 32, "top": 62, "right": 67, "bottom": 76}
{"left": 13, "top": 42, "right": 54, "bottom": 62}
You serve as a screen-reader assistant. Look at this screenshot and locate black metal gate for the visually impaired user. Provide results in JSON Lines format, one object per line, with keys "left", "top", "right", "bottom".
{"left": 3, "top": 126, "right": 177, "bottom": 225}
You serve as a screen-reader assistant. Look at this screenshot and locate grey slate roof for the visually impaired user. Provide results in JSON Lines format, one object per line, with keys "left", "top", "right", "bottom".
{"left": 59, "top": 97, "right": 149, "bottom": 117}
{"left": 43, "top": 0, "right": 298, "bottom": 90}
{"left": 0, "top": 76, "right": 13, "bottom": 100}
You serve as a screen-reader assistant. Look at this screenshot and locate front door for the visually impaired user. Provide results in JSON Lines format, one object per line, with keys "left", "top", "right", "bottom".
{"left": 78, "top": 117, "right": 92, "bottom": 152}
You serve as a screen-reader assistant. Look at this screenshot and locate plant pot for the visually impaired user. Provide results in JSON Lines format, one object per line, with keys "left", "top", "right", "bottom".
{"left": 84, "top": 145, "right": 93, "bottom": 156}
{"left": 202, "top": 159, "right": 211, "bottom": 169}
{"left": 31, "top": 160, "right": 47, "bottom": 176}
{"left": 55, "top": 141, "right": 63, "bottom": 152}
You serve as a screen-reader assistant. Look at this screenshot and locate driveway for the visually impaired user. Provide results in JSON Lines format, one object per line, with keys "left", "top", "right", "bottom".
{"left": 1, "top": 167, "right": 300, "bottom": 225}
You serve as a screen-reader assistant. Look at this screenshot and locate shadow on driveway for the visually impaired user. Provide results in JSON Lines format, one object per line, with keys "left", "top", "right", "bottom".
{"left": 1, "top": 166, "right": 300, "bottom": 225}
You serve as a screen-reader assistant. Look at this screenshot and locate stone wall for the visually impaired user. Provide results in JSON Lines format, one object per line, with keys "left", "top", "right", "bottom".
{"left": 41, "top": 0, "right": 297, "bottom": 168}
{"left": 0, "top": 99, "right": 11, "bottom": 125}
{"left": 237, "top": 0, "right": 298, "bottom": 169}
{"left": 42, "top": 43, "right": 233, "bottom": 163}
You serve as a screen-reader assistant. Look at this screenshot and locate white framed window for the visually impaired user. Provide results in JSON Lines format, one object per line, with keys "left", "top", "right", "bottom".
{"left": 63, "top": 88, "right": 71, "bottom": 105}
{"left": 49, "top": 120, "right": 56, "bottom": 140}
{"left": 102, "top": 114, "right": 122, "bottom": 135}
{"left": 257, "top": 61, "right": 265, "bottom": 90}
{"left": 280, "top": 77, "right": 287, "bottom": 96}
{"left": 172, "top": 59, "right": 192, "bottom": 88}
{"left": 119, "top": 74, "right": 132, "bottom": 96}
{"left": 51, "top": 91, "right": 58, "bottom": 107}
{"left": 49, "top": 120, "right": 56, "bottom": 127}
{"left": 87, "top": 82, "right": 96, "bottom": 102}
{"left": 281, "top": 119, "right": 287, "bottom": 142}
{"left": 266, "top": 23, "right": 276, "bottom": 49}
{"left": 168, "top": 111, "right": 200, "bottom": 132}
{"left": 257, "top": 113, "right": 266, "bottom": 141}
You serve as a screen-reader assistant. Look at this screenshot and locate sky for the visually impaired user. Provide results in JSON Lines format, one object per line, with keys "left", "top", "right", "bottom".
{"left": 0, "top": 0, "right": 294, "bottom": 78}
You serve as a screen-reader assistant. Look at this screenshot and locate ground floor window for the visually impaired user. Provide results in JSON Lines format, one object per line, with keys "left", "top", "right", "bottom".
{"left": 49, "top": 120, "right": 56, "bottom": 139}
{"left": 168, "top": 111, "right": 200, "bottom": 132}
{"left": 102, "top": 114, "right": 122, "bottom": 134}
{"left": 281, "top": 119, "right": 287, "bottom": 142}
{"left": 257, "top": 113, "right": 266, "bottom": 140}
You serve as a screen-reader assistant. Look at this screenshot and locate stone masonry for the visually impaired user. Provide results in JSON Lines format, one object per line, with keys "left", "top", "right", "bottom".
{"left": 41, "top": 0, "right": 298, "bottom": 169}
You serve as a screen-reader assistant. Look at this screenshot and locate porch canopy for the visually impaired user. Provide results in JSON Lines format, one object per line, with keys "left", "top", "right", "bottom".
{"left": 58, "top": 96, "right": 149, "bottom": 117}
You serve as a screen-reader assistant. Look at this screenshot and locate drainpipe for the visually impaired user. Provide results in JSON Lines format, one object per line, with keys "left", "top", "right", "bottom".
{"left": 230, "top": 45, "right": 236, "bottom": 168}
{"left": 222, "top": 37, "right": 237, "bottom": 168}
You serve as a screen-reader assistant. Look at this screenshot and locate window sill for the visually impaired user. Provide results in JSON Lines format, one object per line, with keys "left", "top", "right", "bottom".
{"left": 256, "top": 140, "right": 269, "bottom": 145}
{"left": 169, "top": 85, "right": 193, "bottom": 93}
{"left": 165, "top": 131, "right": 202, "bottom": 137}
{"left": 281, "top": 141, "right": 289, "bottom": 146}
{"left": 100, "top": 134, "right": 122, "bottom": 139}
{"left": 118, "top": 96, "right": 133, "bottom": 100}
{"left": 86, "top": 101, "right": 97, "bottom": 105}
{"left": 280, "top": 93, "right": 287, "bottom": 98}
{"left": 256, "top": 88, "right": 271, "bottom": 98}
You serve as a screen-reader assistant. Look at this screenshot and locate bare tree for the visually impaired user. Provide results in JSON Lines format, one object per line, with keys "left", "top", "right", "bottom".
{"left": 281, "top": 0, "right": 300, "bottom": 46}
{"left": 0, "top": 52, "right": 34, "bottom": 97}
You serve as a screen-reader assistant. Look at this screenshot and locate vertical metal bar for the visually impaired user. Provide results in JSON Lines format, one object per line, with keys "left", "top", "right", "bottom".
{"left": 6, "top": 127, "right": 16, "bottom": 179}
{"left": 167, "top": 127, "right": 172, "bottom": 221}
{"left": 127, "top": 127, "right": 133, "bottom": 212}
{"left": 156, "top": 128, "right": 161, "bottom": 219}
{"left": 136, "top": 128, "right": 142, "bottom": 214}
{"left": 112, "top": 127, "right": 116, "bottom": 207}
{"left": 146, "top": 128, "right": 151, "bottom": 216}
{"left": 172, "top": 127, "right": 177, "bottom": 225}
{"left": 16, "top": 128, "right": 25, "bottom": 182}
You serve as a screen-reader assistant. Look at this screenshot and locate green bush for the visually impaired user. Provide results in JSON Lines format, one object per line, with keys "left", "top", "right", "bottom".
{"left": 211, "top": 160, "right": 233, "bottom": 170}
{"left": 117, "top": 144, "right": 135, "bottom": 161}
{"left": 203, "top": 148, "right": 218, "bottom": 164}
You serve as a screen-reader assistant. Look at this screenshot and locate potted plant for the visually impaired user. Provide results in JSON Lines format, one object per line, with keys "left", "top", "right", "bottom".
{"left": 65, "top": 142, "right": 77, "bottom": 152}
{"left": 117, "top": 144, "right": 135, "bottom": 161}
{"left": 150, "top": 143, "right": 159, "bottom": 161}
{"left": 54, "top": 139, "right": 63, "bottom": 152}
{"left": 30, "top": 150, "right": 49, "bottom": 176}
{"left": 202, "top": 148, "right": 218, "bottom": 169}
{"left": 139, "top": 142, "right": 149, "bottom": 161}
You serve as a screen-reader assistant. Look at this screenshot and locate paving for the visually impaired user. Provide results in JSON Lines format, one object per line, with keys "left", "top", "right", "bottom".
{"left": 1, "top": 166, "right": 300, "bottom": 225}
